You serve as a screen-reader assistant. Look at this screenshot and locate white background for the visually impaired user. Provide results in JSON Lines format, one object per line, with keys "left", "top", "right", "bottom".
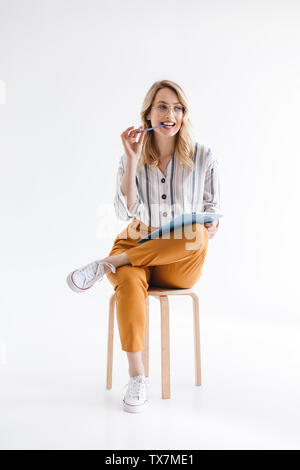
{"left": 0, "top": 0, "right": 300, "bottom": 450}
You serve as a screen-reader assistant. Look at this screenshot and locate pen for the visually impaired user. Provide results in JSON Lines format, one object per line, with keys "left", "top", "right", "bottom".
{"left": 136, "top": 124, "right": 168, "bottom": 133}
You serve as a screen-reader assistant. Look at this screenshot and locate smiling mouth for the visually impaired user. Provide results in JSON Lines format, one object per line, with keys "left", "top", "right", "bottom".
{"left": 161, "top": 122, "right": 176, "bottom": 127}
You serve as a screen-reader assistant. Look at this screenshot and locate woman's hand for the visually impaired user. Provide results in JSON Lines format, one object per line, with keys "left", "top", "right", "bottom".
{"left": 204, "top": 220, "right": 219, "bottom": 239}
{"left": 121, "top": 125, "right": 145, "bottom": 164}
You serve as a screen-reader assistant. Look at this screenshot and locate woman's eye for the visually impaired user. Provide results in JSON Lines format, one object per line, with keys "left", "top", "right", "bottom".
{"left": 159, "top": 105, "right": 167, "bottom": 110}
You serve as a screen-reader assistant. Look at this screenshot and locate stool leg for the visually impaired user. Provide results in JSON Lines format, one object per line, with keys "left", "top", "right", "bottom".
{"left": 190, "top": 293, "right": 201, "bottom": 386}
{"left": 106, "top": 294, "right": 115, "bottom": 389}
{"left": 142, "top": 296, "right": 150, "bottom": 378}
{"left": 160, "top": 295, "right": 171, "bottom": 399}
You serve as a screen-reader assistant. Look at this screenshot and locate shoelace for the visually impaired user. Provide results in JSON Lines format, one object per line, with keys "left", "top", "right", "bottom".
{"left": 122, "top": 376, "right": 148, "bottom": 400}
{"left": 77, "top": 261, "right": 116, "bottom": 288}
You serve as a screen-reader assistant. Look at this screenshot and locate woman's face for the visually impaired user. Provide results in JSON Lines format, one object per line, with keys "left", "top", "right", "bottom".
{"left": 146, "top": 87, "right": 184, "bottom": 137}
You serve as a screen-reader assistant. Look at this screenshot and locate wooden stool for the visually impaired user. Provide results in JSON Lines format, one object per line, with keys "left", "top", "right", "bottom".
{"left": 106, "top": 287, "right": 201, "bottom": 399}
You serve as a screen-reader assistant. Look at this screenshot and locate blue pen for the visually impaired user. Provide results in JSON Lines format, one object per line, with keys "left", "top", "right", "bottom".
{"left": 136, "top": 124, "right": 169, "bottom": 133}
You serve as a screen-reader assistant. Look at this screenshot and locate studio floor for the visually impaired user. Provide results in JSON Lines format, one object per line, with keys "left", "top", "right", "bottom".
{"left": 1, "top": 312, "right": 299, "bottom": 450}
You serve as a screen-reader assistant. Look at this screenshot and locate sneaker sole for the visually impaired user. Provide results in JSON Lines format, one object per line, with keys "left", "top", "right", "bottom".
{"left": 123, "top": 399, "right": 148, "bottom": 413}
{"left": 66, "top": 271, "right": 92, "bottom": 293}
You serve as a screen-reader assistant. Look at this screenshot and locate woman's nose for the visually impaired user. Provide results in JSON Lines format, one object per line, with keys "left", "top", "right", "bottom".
{"left": 166, "top": 110, "right": 176, "bottom": 120}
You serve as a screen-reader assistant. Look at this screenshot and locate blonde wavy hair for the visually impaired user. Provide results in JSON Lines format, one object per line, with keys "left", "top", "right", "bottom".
{"left": 138, "top": 80, "right": 196, "bottom": 171}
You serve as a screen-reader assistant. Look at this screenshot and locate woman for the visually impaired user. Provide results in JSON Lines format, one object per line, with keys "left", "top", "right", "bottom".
{"left": 66, "top": 80, "right": 222, "bottom": 413}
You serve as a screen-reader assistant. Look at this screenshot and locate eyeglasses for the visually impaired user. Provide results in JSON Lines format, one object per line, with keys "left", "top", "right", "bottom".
{"left": 153, "top": 104, "right": 185, "bottom": 116}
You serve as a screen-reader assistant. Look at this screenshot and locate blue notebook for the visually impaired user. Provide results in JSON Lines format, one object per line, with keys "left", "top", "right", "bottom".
{"left": 137, "top": 212, "right": 223, "bottom": 244}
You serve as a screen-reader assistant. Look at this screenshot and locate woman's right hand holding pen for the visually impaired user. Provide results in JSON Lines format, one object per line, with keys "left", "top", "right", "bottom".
{"left": 120, "top": 125, "right": 145, "bottom": 164}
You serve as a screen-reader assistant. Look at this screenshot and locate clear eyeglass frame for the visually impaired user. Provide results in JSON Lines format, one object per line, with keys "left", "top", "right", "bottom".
{"left": 153, "top": 104, "right": 185, "bottom": 116}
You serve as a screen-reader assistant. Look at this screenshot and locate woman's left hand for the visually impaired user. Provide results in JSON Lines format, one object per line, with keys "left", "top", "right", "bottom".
{"left": 204, "top": 220, "right": 219, "bottom": 239}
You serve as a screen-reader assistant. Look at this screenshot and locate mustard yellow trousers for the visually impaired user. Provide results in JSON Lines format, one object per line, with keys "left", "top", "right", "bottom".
{"left": 106, "top": 217, "right": 209, "bottom": 352}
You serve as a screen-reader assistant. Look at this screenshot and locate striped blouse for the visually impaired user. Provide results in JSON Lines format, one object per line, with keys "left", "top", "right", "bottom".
{"left": 114, "top": 142, "right": 222, "bottom": 228}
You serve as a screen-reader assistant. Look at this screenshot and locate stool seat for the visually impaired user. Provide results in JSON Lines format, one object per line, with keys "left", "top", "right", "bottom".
{"left": 147, "top": 287, "right": 194, "bottom": 296}
{"left": 106, "top": 287, "right": 201, "bottom": 399}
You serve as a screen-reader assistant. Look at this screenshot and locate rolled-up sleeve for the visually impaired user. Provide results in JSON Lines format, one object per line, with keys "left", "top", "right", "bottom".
{"left": 203, "top": 148, "right": 222, "bottom": 217}
{"left": 113, "top": 153, "right": 141, "bottom": 221}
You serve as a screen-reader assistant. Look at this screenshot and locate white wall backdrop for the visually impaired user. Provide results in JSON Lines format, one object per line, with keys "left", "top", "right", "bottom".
{"left": 1, "top": 0, "right": 299, "bottom": 450}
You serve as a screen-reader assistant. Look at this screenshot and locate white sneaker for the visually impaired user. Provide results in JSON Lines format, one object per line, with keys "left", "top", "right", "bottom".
{"left": 122, "top": 375, "right": 148, "bottom": 413}
{"left": 66, "top": 260, "right": 116, "bottom": 293}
